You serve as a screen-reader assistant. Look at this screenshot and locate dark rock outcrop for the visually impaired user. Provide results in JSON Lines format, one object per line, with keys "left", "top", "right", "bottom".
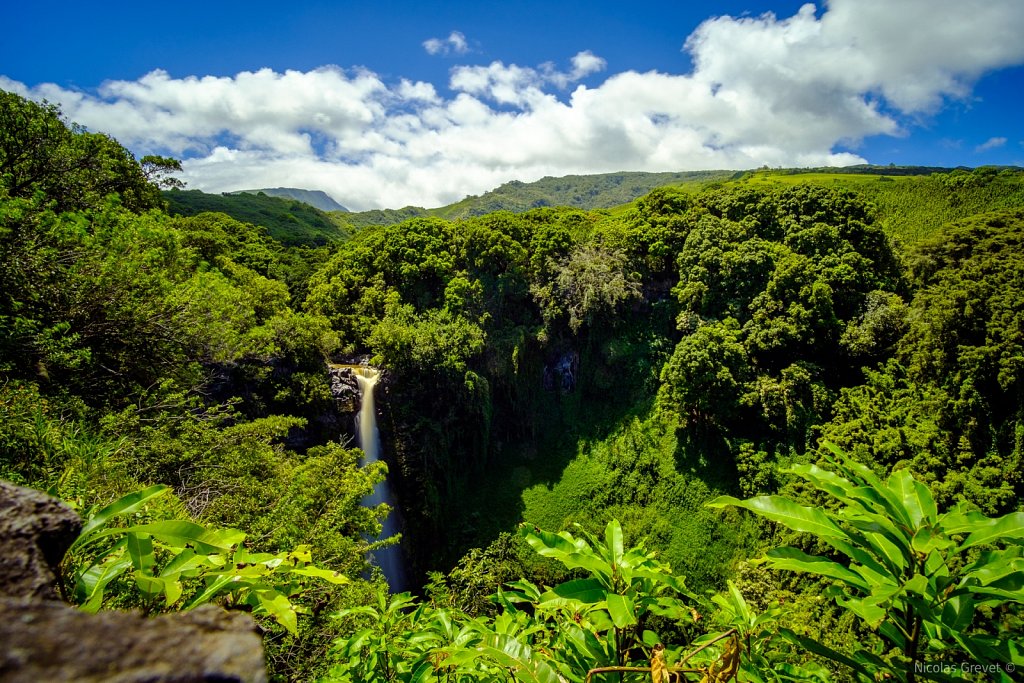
{"left": 328, "top": 365, "right": 361, "bottom": 413}
{"left": 0, "top": 480, "right": 267, "bottom": 683}
{"left": 0, "top": 480, "right": 81, "bottom": 600}
{"left": 543, "top": 350, "right": 579, "bottom": 392}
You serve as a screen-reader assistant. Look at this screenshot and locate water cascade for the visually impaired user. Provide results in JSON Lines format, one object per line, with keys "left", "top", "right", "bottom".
{"left": 350, "top": 366, "right": 406, "bottom": 592}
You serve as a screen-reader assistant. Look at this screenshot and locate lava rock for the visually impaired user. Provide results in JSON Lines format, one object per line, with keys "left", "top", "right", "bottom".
{"left": 0, "top": 481, "right": 81, "bottom": 600}
{"left": 0, "top": 597, "right": 266, "bottom": 683}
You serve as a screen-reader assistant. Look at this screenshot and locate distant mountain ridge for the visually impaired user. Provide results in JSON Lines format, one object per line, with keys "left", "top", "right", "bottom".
{"left": 342, "top": 170, "right": 740, "bottom": 228}
{"left": 167, "top": 165, "right": 999, "bottom": 244}
{"left": 232, "top": 187, "right": 350, "bottom": 213}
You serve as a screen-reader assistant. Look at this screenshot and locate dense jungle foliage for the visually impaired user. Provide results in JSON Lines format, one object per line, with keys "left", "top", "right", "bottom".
{"left": 2, "top": 89, "right": 1022, "bottom": 682}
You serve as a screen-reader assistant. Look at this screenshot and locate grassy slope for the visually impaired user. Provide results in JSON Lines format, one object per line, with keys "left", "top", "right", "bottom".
{"left": 724, "top": 168, "right": 1024, "bottom": 243}
{"left": 164, "top": 189, "right": 351, "bottom": 246}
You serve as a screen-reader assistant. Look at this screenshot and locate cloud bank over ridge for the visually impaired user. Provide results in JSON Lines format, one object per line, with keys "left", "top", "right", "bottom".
{"left": 3, "top": 0, "right": 1023, "bottom": 210}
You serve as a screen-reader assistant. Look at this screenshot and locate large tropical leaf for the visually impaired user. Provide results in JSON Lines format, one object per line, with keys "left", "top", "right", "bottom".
{"left": 540, "top": 578, "right": 606, "bottom": 606}
{"left": 475, "top": 634, "right": 562, "bottom": 683}
{"left": 959, "top": 512, "right": 1024, "bottom": 551}
{"left": 606, "top": 593, "right": 637, "bottom": 629}
{"left": 73, "top": 484, "right": 169, "bottom": 547}
{"left": 128, "top": 520, "right": 246, "bottom": 553}
{"left": 764, "top": 547, "right": 870, "bottom": 591}
{"left": 604, "top": 519, "right": 624, "bottom": 567}
{"left": 708, "top": 495, "right": 848, "bottom": 540}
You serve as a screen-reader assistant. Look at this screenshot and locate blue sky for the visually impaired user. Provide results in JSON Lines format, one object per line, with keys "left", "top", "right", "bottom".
{"left": 3, "top": 0, "right": 1023, "bottom": 209}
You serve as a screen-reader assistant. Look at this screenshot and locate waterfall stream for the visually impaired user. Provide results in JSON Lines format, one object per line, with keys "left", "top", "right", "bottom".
{"left": 350, "top": 366, "right": 406, "bottom": 592}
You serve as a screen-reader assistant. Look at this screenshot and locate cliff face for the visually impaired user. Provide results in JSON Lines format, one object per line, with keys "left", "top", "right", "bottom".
{"left": 0, "top": 481, "right": 267, "bottom": 683}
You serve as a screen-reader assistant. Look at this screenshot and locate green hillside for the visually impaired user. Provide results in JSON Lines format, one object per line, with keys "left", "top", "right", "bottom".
{"left": 340, "top": 166, "right": 1024, "bottom": 236}
{"left": 164, "top": 188, "right": 350, "bottom": 246}
{"left": 433, "top": 170, "right": 737, "bottom": 217}
{"left": 342, "top": 170, "right": 737, "bottom": 228}
{"left": 726, "top": 166, "right": 1024, "bottom": 243}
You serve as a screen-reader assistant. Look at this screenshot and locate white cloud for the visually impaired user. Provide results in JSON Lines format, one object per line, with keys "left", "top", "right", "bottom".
{"left": 4, "top": 0, "right": 1024, "bottom": 210}
{"left": 976, "top": 136, "right": 1008, "bottom": 152}
{"left": 424, "top": 31, "right": 470, "bottom": 56}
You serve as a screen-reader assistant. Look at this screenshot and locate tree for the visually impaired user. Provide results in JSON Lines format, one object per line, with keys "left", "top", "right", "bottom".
{"left": 659, "top": 319, "right": 749, "bottom": 428}
{"left": 0, "top": 91, "right": 162, "bottom": 212}
{"left": 140, "top": 155, "right": 185, "bottom": 189}
{"left": 536, "top": 241, "right": 642, "bottom": 333}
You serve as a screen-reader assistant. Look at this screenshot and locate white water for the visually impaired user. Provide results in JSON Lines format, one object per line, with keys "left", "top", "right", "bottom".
{"left": 352, "top": 367, "right": 406, "bottom": 592}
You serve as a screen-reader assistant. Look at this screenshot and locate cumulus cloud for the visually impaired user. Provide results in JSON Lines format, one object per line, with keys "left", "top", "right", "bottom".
{"left": 4, "top": 0, "right": 1024, "bottom": 210}
{"left": 976, "top": 136, "right": 1008, "bottom": 152}
{"left": 424, "top": 31, "right": 469, "bottom": 56}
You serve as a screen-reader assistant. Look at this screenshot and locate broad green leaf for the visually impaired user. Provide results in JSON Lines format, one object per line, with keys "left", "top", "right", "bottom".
{"left": 288, "top": 566, "right": 349, "bottom": 584}
{"left": 709, "top": 495, "right": 848, "bottom": 540}
{"left": 631, "top": 567, "right": 688, "bottom": 595}
{"left": 521, "top": 526, "right": 584, "bottom": 558}
{"left": 128, "top": 520, "right": 246, "bottom": 553}
{"left": 970, "top": 571, "right": 1024, "bottom": 601}
{"left": 887, "top": 469, "right": 935, "bottom": 527}
{"left": 786, "top": 462, "right": 860, "bottom": 502}
{"left": 133, "top": 571, "right": 165, "bottom": 602}
{"left": 939, "top": 504, "right": 990, "bottom": 534}
{"left": 589, "top": 608, "right": 614, "bottom": 632}
{"left": 606, "top": 593, "right": 637, "bottom": 628}
{"left": 727, "top": 580, "right": 752, "bottom": 626}
{"left": 604, "top": 519, "right": 624, "bottom": 566}
{"left": 563, "top": 623, "right": 612, "bottom": 664}
{"left": 475, "top": 634, "right": 562, "bottom": 683}
{"left": 962, "top": 550, "right": 1024, "bottom": 585}
{"left": 939, "top": 594, "right": 976, "bottom": 633}
{"left": 287, "top": 545, "right": 313, "bottom": 563}
{"left": 159, "top": 549, "right": 223, "bottom": 578}
{"left": 504, "top": 579, "right": 542, "bottom": 603}
{"left": 765, "top": 547, "right": 870, "bottom": 591}
{"left": 911, "top": 525, "right": 954, "bottom": 555}
{"left": 877, "top": 621, "right": 907, "bottom": 650}
{"left": 902, "top": 573, "right": 930, "bottom": 598}
{"left": 860, "top": 530, "right": 910, "bottom": 574}
{"left": 561, "top": 552, "right": 612, "bottom": 579}
{"left": 74, "top": 484, "right": 169, "bottom": 548}
{"left": 825, "top": 447, "right": 913, "bottom": 530}
{"left": 539, "top": 578, "right": 605, "bottom": 605}
{"left": 778, "top": 628, "right": 874, "bottom": 679}
{"left": 183, "top": 573, "right": 236, "bottom": 609}
{"left": 255, "top": 589, "right": 298, "bottom": 634}
{"left": 828, "top": 536, "right": 894, "bottom": 583}
{"left": 409, "top": 660, "right": 436, "bottom": 683}
{"left": 836, "top": 595, "right": 886, "bottom": 628}
{"left": 845, "top": 510, "right": 909, "bottom": 548}
{"left": 77, "top": 556, "right": 131, "bottom": 612}
{"left": 126, "top": 531, "right": 155, "bottom": 574}
{"left": 960, "top": 512, "right": 1024, "bottom": 551}
{"left": 163, "top": 578, "right": 183, "bottom": 607}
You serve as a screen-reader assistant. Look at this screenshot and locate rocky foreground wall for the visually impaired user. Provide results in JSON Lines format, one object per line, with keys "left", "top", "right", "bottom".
{"left": 0, "top": 480, "right": 267, "bottom": 683}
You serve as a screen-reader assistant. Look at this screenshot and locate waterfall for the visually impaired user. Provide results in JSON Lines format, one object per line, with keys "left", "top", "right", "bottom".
{"left": 351, "top": 366, "right": 406, "bottom": 592}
